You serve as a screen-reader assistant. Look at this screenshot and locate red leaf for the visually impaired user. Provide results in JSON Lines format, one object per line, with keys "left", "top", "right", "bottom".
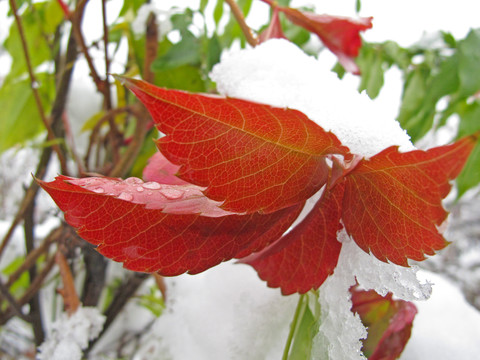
{"left": 278, "top": 8, "right": 372, "bottom": 74}
{"left": 119, "top": 77, "right": 348, "bottom": 214}
{"left": 342, "top": 135, "right": 477, "bottom": 266}
{"left": 259, "top": 7, "right": 286, "bottom": 43}
{"left": 351, "top": 286, "right": 417, "bottom": 360}
{"left": 39, "top": 175, "right": 303, "bottom": 275}
{"left": 242, "top": 182, "right": 345, "bottom": 295}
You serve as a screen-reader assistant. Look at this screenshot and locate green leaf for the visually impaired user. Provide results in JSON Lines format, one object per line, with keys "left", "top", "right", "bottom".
{"left": 458, "top": 29, "right": 480, "bottom": 98}
{"left": 200, "top": 0, "right": 209, "bottom": 14}
{"left": 283, "top": 292, "right": 320, "bottom": 360}
{"left": 456, "top": 142, "right": 480, "bottom": 198}
{"left": 154, "top": 64, "right": 206, "bottom": 92}
{"left": 214, "top": 0, "right": 224, "bottom": 25}
{"left": 4, "top": 1, "right": 63, "bottom": 81}
{"left": 204, "top": 34, "right": 222, "bottom": 72}
{"left": 358, "top": 45, "right": 384, "bottom": 99}
{"left": 456, "top": 101, "right": 480, "bottom": 197}
{"left": 151, "top": 31, "right": 201, "bottom": 71}
{"left": 0, "top": 73, "right": 54, "bottom": 153}
{"left": 356, "top": 0, "right": 362, "bottom": 12}
{"left": 397, "top": 66, "right": 429, "bottom": 140}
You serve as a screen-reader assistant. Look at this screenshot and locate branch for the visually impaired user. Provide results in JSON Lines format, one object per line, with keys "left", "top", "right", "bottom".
{"left": 225, "top": 0, "right": 258, "bottom": 47}
{"left": 56, "top": 249, "right": 81, "bottom": 315}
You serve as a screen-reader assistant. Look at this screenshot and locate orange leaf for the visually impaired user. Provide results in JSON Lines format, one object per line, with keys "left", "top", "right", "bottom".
{"left": 242, "top": 182, "right": 345, "bottom": 295}
{"left": 342, "top": 135, "right": 477, "bottom": 265}
{"left": 119, "top": 77, "right": 348, "bottom": 214}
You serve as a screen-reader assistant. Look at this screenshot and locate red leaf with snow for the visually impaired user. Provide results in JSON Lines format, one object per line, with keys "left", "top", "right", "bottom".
{"left": 342, "top": 135, "right": 477, "bottom": 266}
{"left": 119, "top": 77, "right": 348, "bottom": 214}
{"left": 39, "top": 175, "right": 302, "bottom": 275}
{"left": 351, "top": 286, "right": 417, "bottom": 360}
{"left": 279, "top": 8, "right": 372, "bottom": 74}
{"left": 243, "top": 182, "right": 345, "bottom": 295}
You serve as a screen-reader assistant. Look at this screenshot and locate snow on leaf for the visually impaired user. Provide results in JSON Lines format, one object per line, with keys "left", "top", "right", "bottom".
{"left": 350, "top": 286, "right": 417, "bottom": 360}
{"left": 38, "top": 175, "right": 303, "bottom": 276}
{"left": 342, "top": 135, "right": 477, "bottom": 266}
{"left": 278, "top": 8, "right": 372, "bottom": 74}
{"left": 118, "top": 76, "right": 348, "bottom": 214}
{"left": 242, "top": 182, "right": 345, "bottom": 295}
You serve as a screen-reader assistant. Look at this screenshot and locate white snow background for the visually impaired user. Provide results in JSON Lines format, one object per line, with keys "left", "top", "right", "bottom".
{"left": 1, "top": 1, "right": 480, "bottom": 359}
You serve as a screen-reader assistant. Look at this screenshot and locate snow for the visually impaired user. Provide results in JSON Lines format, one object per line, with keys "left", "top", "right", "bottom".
{"left": 132, "top": 263, "right": 298, "bottom": 360}
{"left": 37, "top": 307, "right": 105, "bottom": 360}
{"left": 401, "top": 271, "right": 480, "bottom": 359}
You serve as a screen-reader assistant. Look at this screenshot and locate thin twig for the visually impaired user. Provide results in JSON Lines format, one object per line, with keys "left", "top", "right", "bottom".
{"left": 72, "top": 0, "right": 103, "bottom": 91}
{"left": 0, "top": 279, "right": 32, "bottom": 323}
{"left": 225, "top": 0, "right": 258, "bottom": 47}
{"left": 24, "top": 199, "right": 45, "bottom": 345}
{"left": 6, "top": 225, "right": 61, "bottom": 288}
{"left": 9, "top": 0, "right": 69, "bottom": 174}
{"left": 0, "top": 256, "right": 56, "bottom": 325}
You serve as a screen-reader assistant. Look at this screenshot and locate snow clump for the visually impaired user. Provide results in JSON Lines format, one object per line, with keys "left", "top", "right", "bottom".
{"left": 37, "top": 307, "right": 105, "bottom": 360}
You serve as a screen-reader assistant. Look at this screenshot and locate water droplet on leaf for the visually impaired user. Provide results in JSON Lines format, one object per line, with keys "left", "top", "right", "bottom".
{"left": 143, "top": 182, "right": 162, "bottom": 190}
{"left": 118, "top": 192, "right": 134, "bottom": 201}
{"left": 160, "top": 188, "right": 184, "bottom": 200}
{"left": 93, "top": 187, "right": 105, "bottom": 193}
{"left": 136, "top": 186, "right": 144, "bottom": 192}
{"left": 125, "top": 177, "right": 143, "bottom": 185}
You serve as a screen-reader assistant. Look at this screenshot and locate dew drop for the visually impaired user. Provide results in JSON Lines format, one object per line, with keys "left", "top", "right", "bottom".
{"left": 142, "top": 181, "right": 162, "bottom": 190}
{"left": 160, "top": 188, "right": 184, "bottom": 200}
{"left": 93, "top": 187, "right": 105, "bottom": 193}
{"left": 125, "top": 177, "right": 143, "bottom": 185}
{"left": 136, "top": 186, "right": 144, "bottom": 192}
{"left": 118, "top": 192, "right": 134, "bottom": 201}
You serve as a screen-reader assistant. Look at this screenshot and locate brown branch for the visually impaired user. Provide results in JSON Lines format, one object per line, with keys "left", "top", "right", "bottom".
{"left": 0, "top": 279, "right": 32, "bottom": 323}
{"left": 225, "top": 0, "right": 258, "bottom": 47}
{"left": 0, "top": 255, "right": 56, "bottom": 325}
{"left": 24, "top": 200, "right": 45, "bottom": 345}
{"left": 6, "top": 225, "right": 61, "bottom": 288}
{"left": 9, "top": 0, "right": 69, "bottom": 174}
{"left": 56, "top": 249, "right": 80, "bottom": 315}
{"left": 72, "top": 0, "right": 103, "bottom": 91}
{"left": 108, "top": 11, "right": 159, "bottom": 178}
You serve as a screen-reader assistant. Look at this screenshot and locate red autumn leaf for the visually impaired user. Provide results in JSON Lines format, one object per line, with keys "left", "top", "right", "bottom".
{"left": 278, "top": 7, "right": 372, "bottom": 74}
{"left": 39, "top": 175, "right": 303, "bottom": 276}
{"left": 118, "top": 76, "right": 348, "bottom": 214}
{"left": 342, "top": 135, "right": 477, "bottom": 266}
{"left": 351, "top": 286, "right": 417, "bottom": 360}
{"left": 259, "top": 7, "right": 286, "bottom": 43}
{"left": 242, "top": 182, "right": 345, "bottom": 295}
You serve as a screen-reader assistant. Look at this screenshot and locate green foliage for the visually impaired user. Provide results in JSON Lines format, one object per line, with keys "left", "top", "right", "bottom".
{"left": 137, "top": 287, "right": 165, "bottom": 318}
{"left": 356, "top": 29, "right": 480, "bottom": 197}
{"left": 283, "top": 292, "right": 320, "bottom": 360}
